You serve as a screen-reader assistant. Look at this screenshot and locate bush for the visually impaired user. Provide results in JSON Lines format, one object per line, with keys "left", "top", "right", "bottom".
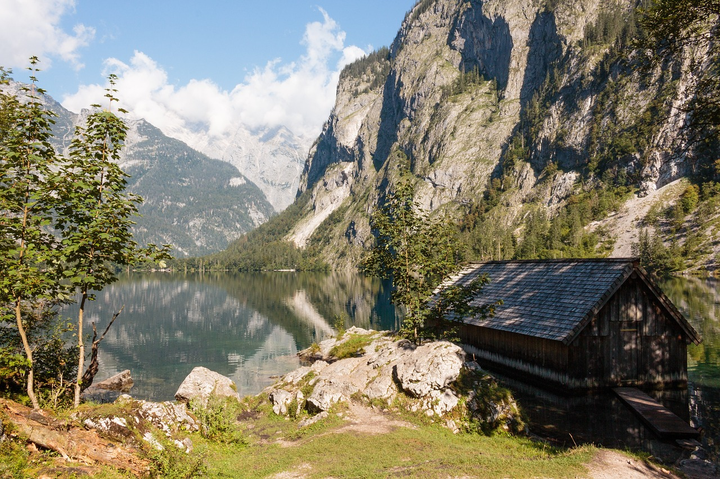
{"left": 190, "top": 396, "right": 247, "bottom": 445}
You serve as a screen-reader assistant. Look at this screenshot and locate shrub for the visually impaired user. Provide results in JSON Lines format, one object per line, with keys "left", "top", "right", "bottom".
{"left": 190, "top": 396, "right": 247, "bottom": 445}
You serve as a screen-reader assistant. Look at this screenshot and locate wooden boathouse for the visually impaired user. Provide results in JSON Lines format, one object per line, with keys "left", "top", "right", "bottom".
{"left": 451, "top": 259, "right": 701, "bottom": 392}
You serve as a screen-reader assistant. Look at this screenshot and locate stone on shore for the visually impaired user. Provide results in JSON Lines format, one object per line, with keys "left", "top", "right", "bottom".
{"left": 174, "top": 366, "right": 240, "bottom": 407}
{"left": 268, "top": 327, "right": 523, "bottom": 433}
{"left": 81, "top": 370, "right": 134, "bottom": 404}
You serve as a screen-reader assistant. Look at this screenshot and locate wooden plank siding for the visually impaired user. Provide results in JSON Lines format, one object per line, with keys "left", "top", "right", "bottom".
{"left": 460, "top": 276, "right": 689, "bottom": 391}
{"left": 454, "top": 259, "right": 699, "bottom": 392}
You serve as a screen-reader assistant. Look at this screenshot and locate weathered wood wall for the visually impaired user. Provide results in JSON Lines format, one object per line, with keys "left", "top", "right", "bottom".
{"left": 460, "top": 276, "right": 689, "bottom": 391}
{"left": 570, "top": 277, "right": 688, "bottom": 388}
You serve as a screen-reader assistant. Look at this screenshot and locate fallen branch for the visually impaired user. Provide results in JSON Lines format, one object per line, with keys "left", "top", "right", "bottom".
{"left": 0, "top": 398, "right": 149, "bottom": 477}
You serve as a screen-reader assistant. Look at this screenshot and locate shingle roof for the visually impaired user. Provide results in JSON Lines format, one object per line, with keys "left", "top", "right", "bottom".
{"left": 447, "top": 258, "right": 638, "bottom": 344}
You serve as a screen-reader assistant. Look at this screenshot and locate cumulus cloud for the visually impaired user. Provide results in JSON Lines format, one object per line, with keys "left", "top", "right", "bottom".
{"left": 62, "top": 8, "right": 369, "bottom": 140}
{"left": 0, "top": 0, "right": 94, "bottom": 70}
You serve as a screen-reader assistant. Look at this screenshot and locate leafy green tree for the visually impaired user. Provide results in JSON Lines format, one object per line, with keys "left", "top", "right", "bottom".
{"left": 0, "top": 58, "right": 65, "bottom": 409}
{"left": 54, "top": 75, "right": 171, "bottom": 406}
{"left": 362, "top": 175, "right": 495, "bottom": 343}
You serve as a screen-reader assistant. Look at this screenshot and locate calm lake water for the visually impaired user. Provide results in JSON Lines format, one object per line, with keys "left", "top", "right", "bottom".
{"left": 70, "top": 272, "right": 719, "bottom": 462}
{"left": 70, "top": 272, "right": 399, "bottom": 400}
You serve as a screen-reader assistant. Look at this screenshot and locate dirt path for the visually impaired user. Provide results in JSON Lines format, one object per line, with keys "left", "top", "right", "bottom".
{"left": 586, "top": 449, "right": 678, "bottom": 479}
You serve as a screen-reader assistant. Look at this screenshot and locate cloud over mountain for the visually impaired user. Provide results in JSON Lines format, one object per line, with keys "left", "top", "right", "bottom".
{"left": 62, "top": 9, "right": 368, "bottom": 140}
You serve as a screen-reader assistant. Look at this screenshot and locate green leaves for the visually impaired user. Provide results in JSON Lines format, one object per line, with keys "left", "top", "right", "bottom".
{"left": 1, "top": 62, "right": 172, "bottom": 407}
{"left": 362, "top": 174, "right": 491, "bottom": 343}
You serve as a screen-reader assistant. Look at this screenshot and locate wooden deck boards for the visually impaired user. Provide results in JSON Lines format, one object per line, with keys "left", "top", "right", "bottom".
{"left": 614, "top": 387, "right": 699, "bottom": 439}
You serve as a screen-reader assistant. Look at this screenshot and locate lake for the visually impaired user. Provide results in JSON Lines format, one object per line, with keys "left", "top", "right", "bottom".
{"left": 69, "top": 271, "right": 399, "bottom": 400}
{"left": 70, "top": 272, "right": 719, "bottom": 462}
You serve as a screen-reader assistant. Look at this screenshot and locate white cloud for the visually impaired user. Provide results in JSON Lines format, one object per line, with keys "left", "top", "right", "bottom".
{"left": 61, "top": 8, "right": 369, "bottom": 140}
{"left": 0, "top": 0, "right": 94, "bottom": 70}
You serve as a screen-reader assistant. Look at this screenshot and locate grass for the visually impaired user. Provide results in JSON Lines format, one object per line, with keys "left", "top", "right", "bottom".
{"left": 202, "top": 417, "right": 595, "bottom": 478}
{"left": 329, "top": 333, "right": 375, "bottom": 359}
{"left": 0, "top": 392, "right": 615, "bottom": 478}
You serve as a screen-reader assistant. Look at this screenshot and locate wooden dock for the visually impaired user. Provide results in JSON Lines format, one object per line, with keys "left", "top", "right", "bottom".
{"left": 614, "top": 387, "right": 699, "bottom": 439}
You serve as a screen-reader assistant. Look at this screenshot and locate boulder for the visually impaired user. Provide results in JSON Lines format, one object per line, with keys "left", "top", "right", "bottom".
{"left": 270, "top": 389, "right": 293, "bottom": 416}
{"left": 306, "top": 379, "right": 350, "bottom": 413}
{"left": 81, "top": 370, "right": 134, "bottom": 404}
{"left": 174, "top": 367, "right": 240, "bottom": 407}
{"left": 394, "top": 342, "right": 465, "bottom": 397}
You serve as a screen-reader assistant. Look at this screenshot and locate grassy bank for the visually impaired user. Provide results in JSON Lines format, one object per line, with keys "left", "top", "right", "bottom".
{"left": 2, "top": 394, "right": 655, "bottom": 478}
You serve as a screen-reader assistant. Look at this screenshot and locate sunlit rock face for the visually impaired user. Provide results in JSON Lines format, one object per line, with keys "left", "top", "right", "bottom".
{"left": 287, "top": 0, "right": 707, "bottom": 269}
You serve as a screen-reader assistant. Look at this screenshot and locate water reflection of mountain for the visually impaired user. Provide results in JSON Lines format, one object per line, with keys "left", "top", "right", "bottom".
{"left": 661, "top": 277, "right": 720, "bottom": 463}
{"left": 68, "top": 272, "right": 399, "bottom": 401}
{"left": 203, "top": 271, "right": 400, "bottom": 342}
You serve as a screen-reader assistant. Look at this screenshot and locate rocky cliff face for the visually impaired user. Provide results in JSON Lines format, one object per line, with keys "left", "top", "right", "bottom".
{"left": 287, "top": 0, "right": 712, "bottom": 268}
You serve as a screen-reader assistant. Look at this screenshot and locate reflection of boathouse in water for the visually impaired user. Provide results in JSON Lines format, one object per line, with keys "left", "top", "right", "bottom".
{"left": 452, "top": 258, "right": 701, "bottom": 392}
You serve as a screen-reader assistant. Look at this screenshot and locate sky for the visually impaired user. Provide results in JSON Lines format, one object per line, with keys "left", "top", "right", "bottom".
{"left": 0, "top": 0, "right": 416, "bottom": 139}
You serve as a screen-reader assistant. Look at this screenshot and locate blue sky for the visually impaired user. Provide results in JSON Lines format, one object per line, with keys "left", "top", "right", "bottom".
{"left": 0, "top": 0, "right": 416, "bottom": 138}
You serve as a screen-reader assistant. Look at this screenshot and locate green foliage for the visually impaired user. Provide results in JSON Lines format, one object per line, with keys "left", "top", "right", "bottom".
{"left": 191, "top": 396, "right": 247, "bottom": 445}
{"left": 444, "top": 66, "right": 494, "bottom": 97}
{"left": 201, "top": 190, "right": 326, "bottom": 272}
{"left": 0, "top": 58, "right": 67, "bottom": 408}
{"left": 340, "top": 47, "right": 391, "bottom": 95}
{"left": 584, "top": 4, "right": 641, "bottom": 47}
{"left": 633, "top": 229, "right": 685, "bottom": 277}
{"left": 148, "top": 439, "right": 207, "bottom": 479}
{"left": 681, "top": 184, "right": 700, "bottom": 213}
{"left": 333, "top": 313, "right": 347, "bottom": 338}
{"left": 0, "top": 436, "right": 30, "bottom": 479}
{"left": 362, "top": 175, "right": 493, "bottom": 342}
{"left": 0, "top": 61, "right": 169, "bottom": 408}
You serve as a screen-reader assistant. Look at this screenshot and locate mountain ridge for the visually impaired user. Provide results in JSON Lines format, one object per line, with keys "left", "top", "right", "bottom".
{"left": 1, "top": 80, "right": 276, "bottom": 258}
{"left": 222, "top": 0, "right": 719, "bottom": 273}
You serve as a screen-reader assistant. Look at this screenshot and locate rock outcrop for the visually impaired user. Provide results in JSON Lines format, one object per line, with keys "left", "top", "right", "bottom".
{"left": 174, "top": 366, "right": 240, "bottom": 407}
{"left": 267, "top": 327, "right": 523, "bottom": 433}
{"left": 284, "top": 0, "right": 716, "bottom": 270}
{"left": 81, "top": 370, "right": 134, "bottom": 404}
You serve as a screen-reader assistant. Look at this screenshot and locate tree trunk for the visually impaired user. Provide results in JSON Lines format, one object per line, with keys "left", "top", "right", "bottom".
{"left": 0, "top": 399, "right": 149, "bottom": 476}
{"left": 74, "top": 290, "right": 87, "bottom": 407}
{"left": 81, "top": 307, "right": 123, "bottom": 391}
{"left": 15, "top": 298, "right": 39, "bottom": 409}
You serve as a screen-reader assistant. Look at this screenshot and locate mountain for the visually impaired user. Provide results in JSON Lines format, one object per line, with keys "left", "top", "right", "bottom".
{"left": 169, "top": 122, "right": 311, "bottom": 213}
{"left": 1, "top": 81, "right": 276, "bottom": 258}
{"left": 233, "top": 0, "right": 719, "bottom": 272}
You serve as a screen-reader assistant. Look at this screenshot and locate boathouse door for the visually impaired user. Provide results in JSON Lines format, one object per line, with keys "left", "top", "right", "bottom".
{"left": 618, "top": 322, "right": 639, "bottom": 384}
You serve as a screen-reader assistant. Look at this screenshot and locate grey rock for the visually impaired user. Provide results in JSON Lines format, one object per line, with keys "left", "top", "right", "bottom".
{"left": 299, "top": 411, "right": 329, "bottom": 428}
{"left": 81, "top": 370, "right": 134, "bottom": 403}
{"left": 306, "top": 379, "right": 350, "bottom": 413}
{"left": 270, "top": 389, "right": 293, "bottom": 416}
{"left": 395, "top": 342, "right": 465, "bottom": 397}
{"left": 174, "top": 366, "right": 240, "bottom": 407}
